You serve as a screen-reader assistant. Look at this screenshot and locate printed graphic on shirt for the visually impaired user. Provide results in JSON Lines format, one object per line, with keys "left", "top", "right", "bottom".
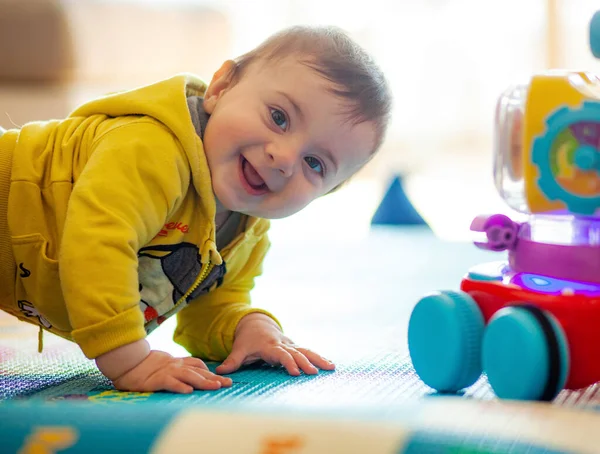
{"left": 155, "top": 221, "right": 189, "bottom": 238}
{"left": 18, "top": 300, "right": 52, "bottom": 329}
{"left": 19, "top": 263, "right": 31, "bottom": 278}
{"left": 137, "top": 242, "right": 226, "bottom": 334}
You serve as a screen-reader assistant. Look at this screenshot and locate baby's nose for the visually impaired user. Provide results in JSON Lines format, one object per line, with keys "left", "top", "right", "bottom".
{"left": 266, "top": 144, "right": 297, "bottom": 177}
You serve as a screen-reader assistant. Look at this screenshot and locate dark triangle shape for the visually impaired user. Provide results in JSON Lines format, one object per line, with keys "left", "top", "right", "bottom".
{"left": 371, "top": 175, "right": 428, "bottom": 226}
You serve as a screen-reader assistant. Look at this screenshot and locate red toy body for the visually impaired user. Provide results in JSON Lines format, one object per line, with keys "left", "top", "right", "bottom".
{"left": 460, "top": 275, "right": 600, "bottom": 390}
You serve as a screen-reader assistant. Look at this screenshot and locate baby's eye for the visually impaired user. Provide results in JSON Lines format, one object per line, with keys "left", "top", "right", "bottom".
{"left": 270, "top": 108, "right": 288, "bottom": 131}
{"left": 304, "top": 156, "right": 324, "bottom": 176}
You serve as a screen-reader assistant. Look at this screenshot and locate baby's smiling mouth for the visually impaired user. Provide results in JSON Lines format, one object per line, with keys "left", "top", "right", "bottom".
{"left": 240, "top": 156, "right": 269, "bottom": 194}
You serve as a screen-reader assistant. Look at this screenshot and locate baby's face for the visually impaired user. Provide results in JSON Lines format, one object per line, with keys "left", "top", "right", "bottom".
{"left": 202, "top": 57, "right": 376, "bottom": 219}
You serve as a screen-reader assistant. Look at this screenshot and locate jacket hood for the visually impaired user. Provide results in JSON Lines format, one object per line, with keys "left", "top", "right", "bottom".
{"left": 70, "top": 73, "right": 211, "bottom": 196}
{"left": 69, "top": 74, "right": 220, "bottom": 260}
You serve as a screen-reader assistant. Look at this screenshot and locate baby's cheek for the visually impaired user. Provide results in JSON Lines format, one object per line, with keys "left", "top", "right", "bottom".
{"left": 292, "top": 190, "right": 318, "bottom": 212}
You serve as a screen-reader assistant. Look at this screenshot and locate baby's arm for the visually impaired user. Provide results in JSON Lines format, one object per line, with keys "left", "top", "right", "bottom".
{"left": 174, "top": 233, "right": 335, "bottom": 376}
{"left": 95, "top": 339, "right": 231, "bottom": 393}
{"left": 59, "top": 121, "right": 229, "bottom": 393}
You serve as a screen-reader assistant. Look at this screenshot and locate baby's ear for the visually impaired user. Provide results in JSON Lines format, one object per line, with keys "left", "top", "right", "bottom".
{"left": 204, "top": 60, "right": 236, "bottom": 114}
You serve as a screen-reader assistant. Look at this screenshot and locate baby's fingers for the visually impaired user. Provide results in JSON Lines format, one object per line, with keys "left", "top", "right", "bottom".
{"left": 285, "top": 347, "right": 318, "bottom": 375}
{"left": 296, "top": 348, "right": 336, "bottom": 371}
{"left": 194, "top": 368, "right": 233, "bottom": 387}
{"left": 215, "top": 349, "right": 247, "bottom": 375}
{"left": 175, "top": 368, "right": 223, "bottom": 391}
{"left": 180, "top": 357, "right": 232, "bottom": 386}
{"left": 160, "top": 375, "right": 194, "bottom": 394}
{"left": 181, "top": 356, "right": 209, "bottom": 371}
{"left": 267, "top": 348, "right": 300, "bottom": 376}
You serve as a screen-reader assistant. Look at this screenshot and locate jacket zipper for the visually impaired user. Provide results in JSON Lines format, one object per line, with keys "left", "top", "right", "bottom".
{"left": 176, "top": 259, "right": 214, "bottom": 305}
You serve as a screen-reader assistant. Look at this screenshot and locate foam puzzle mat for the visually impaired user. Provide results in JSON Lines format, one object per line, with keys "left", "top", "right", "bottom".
{"left": 2, "top": 228, "right": 600, "bottom": 453}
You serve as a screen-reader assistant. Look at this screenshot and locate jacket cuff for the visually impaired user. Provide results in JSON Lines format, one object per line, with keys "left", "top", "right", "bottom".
{"left": 71, "top": 306, "right": 146, "bottom": 359}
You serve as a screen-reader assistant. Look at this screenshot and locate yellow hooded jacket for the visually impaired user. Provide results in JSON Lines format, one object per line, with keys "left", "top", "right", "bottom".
{"left": 0, "top": 74, "right": 276, "bottom": 360}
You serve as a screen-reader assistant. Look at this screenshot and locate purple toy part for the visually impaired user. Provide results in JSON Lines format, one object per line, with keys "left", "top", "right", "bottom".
{"left": 471, "top": 214, "right": 600, "bottom": 283}
{"left": 509, "top": 237, "right": 600, "bottom": 284}
{"left": 471, "top": 214, "right": 520, "bottom": 252}
{"left": 570, "top": 121, "right": 600, "bottom": 147}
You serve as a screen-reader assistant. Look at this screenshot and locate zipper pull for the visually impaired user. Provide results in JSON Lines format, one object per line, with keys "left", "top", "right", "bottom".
{"left": 201, "top": 240, "right": 222, "bottom": 265}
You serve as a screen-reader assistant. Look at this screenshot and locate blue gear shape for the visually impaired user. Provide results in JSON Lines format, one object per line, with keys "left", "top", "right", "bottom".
{"left": 532, "top": 101, "right": 600, "bottom": 215}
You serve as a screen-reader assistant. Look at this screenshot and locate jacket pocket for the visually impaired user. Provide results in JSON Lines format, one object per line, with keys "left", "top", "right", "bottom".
{"left": 12, "top": 233, "right": 70, "bottom": 332}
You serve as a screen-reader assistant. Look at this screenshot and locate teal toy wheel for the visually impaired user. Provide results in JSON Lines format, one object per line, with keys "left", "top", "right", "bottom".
{"left": 408, "top": 290, "right": 484, "bottom": 392}
{"left": 482, "top": 305, "right": 569, "bottom": 401}
{"left": 590, "top": 11, "right": 600, "bottom": 58}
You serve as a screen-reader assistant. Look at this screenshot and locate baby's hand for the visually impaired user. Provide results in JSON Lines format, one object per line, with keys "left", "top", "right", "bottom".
{"left": 112, "top": 350, "right": 232, "bottom": 393}
{"left": 95, "top": 339, "right": 232, "bottom": 393}
{"left": 215, "top": 313, "right": 336, "bottom": 376}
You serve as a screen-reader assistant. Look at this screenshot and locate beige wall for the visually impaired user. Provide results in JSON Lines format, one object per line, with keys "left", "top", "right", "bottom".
{"left": 0, "top": 0, "right": 232, "bottom": 126}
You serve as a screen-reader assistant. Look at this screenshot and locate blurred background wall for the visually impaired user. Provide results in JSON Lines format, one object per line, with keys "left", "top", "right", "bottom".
{"left": 1, "top": 0, "right": 599, "bottom": 242}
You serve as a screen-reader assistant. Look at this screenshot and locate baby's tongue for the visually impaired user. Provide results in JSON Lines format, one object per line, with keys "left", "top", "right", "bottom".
{"left": 243, "top": 160, "right": 265, "bottom": 187}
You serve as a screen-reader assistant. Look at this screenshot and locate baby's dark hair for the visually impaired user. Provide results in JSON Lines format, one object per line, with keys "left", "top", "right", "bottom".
{"left": 230, "top": 25, "right": 393, "bottom": 153}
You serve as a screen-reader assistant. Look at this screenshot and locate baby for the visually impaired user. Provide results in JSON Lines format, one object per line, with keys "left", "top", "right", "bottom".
{"left": 0, "top": 26, "right": 392, "bottom": 393}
